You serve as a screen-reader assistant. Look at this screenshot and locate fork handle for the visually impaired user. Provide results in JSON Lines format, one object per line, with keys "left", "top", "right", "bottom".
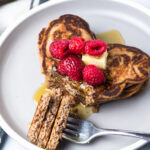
{"left": 94, "top": 128, "right": 150, "bottom": 141}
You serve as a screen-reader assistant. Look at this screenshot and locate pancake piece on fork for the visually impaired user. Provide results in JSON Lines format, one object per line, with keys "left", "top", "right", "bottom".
{"left": 28, "top": 88, "right": 74, "bottom": 150}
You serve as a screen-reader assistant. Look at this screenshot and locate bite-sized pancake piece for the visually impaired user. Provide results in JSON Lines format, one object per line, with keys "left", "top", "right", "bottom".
{"left": 27, "top": 93, "right": 52, "bottom": 144}
{"left": 46, "top": 94, "right": 74, "bottom": 150}
{"left": 27, "top": 89, "right": 62, "bottom": 144}
{"left": 37, "top": 93, "right": 62, "bottom": 148}
{"left": 38, "top": 14, "right": 96, "bottom": 73}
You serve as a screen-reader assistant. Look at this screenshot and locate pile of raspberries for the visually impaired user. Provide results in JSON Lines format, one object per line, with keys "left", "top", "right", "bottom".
{"left": 50, "top": 37, "right": 106, "bottom": 86}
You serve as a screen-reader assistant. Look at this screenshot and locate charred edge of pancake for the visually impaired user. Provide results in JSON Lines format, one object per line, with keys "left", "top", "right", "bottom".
{"left": 38, "top": 28, "right": 45, "bottom": 45}
{"left": 119, "top": 80, "right": 148, "bottom": 99}
{"left": 93, "top": 83, "right": 125, "bottom": 99}
{"left": 38, "top": 28, "right": 47, "bottom": 72}
{"left": 41, "top": 43, "right": 46, "bottom": 72}
{"left": 39, "top": 14, "right": 96, "bottom": 73}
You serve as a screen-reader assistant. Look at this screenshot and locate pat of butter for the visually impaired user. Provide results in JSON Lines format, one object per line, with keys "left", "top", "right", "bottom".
{"left": 82, "top": 51, "right": 108, "bottom": 70}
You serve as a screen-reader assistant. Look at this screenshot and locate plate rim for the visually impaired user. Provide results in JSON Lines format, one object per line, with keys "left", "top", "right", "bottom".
{"left": 0, "top": 0, "right": 150, "bottom": 149}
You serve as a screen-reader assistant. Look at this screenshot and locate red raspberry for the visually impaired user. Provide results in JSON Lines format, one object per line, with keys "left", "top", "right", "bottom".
{"left": 58, "top": 55, "right": 84, "bottom": 81}
{"left": 69, "top": 37, "right": 85, "bottom": 54}
{"left": 82, "top": 65, "right": 105, "bottom": 86}
{"left": 85, "top": 40, "right": 107, "bottom": 56}
{"left": 50, "top": 39, "right": 70, "bottom": 59}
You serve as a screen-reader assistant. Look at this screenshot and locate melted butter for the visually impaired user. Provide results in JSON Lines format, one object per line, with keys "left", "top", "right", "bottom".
{"left": 70, "top": 103, "right": 98, "bottom": 120}
{"left": 33, "top": 83, "right": 50, "bottom": 103}
{"left": 96, "top": 30, "right": 125, "bottom": 44}
{"left": 33, "top": 30, "right": 125, "bottom": 119}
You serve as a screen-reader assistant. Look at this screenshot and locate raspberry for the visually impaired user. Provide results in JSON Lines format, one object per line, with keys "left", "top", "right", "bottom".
{"left": 82, "top": 65, "right": 105, "bottom": 86}
{"left": 50, "top": 39, "right": 70, "bottom": 59}
{"left": 58, "top": 55, "right": 84, "bottom": 81}
{"left": 69, "top": 37, "right": 85, "bottom": 54}
{"left": 85, "top": 40, "right": 107, "bottom": 56}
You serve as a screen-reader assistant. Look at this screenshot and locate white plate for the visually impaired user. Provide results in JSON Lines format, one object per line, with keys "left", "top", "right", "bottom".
{"left": 0, "top": 0, "right": 150, "bottom": 149}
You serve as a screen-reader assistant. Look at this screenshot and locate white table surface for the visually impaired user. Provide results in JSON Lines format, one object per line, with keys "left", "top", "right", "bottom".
{"left": 0, "top": 0, "right": 150, "bottom": 150}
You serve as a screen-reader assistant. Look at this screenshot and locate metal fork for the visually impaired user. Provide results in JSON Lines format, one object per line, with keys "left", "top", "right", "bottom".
{"left": 63, "top": 117, "right": 150, "bottom": 144}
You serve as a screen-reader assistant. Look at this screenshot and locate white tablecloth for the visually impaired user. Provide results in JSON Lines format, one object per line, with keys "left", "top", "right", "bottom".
{"left": 0, "top": 0, "right": 150, "bottom": 150}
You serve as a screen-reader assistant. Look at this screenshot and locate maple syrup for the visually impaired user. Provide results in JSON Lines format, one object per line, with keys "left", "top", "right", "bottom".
{"left": 96, "top": 30, "right": 125, "bottom": 44}
{"left": 33, "top": 83, "right": 50, "bottom": 103}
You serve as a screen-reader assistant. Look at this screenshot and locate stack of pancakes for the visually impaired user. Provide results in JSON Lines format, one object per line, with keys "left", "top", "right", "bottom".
{"left": 28, "top": 15, "right": 150, "bottom": 150}
{"left": 94, "top": 44, "right": 149, "bottom": 104}
{"left": 38, "top": 14, "right": 150, "bottom": 106}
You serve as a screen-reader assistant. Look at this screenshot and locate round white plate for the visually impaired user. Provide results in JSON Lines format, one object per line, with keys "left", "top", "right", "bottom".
{"left": 0, "top": 0, "right": 150, "bottom": 149}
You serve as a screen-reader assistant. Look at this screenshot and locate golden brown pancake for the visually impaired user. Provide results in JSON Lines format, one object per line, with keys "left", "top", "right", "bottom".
{"left": 38, "top": 14, "right": 150, "bottom": 106}
{"left": 107, "top": 44, "right": 150, "bottom": 84}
